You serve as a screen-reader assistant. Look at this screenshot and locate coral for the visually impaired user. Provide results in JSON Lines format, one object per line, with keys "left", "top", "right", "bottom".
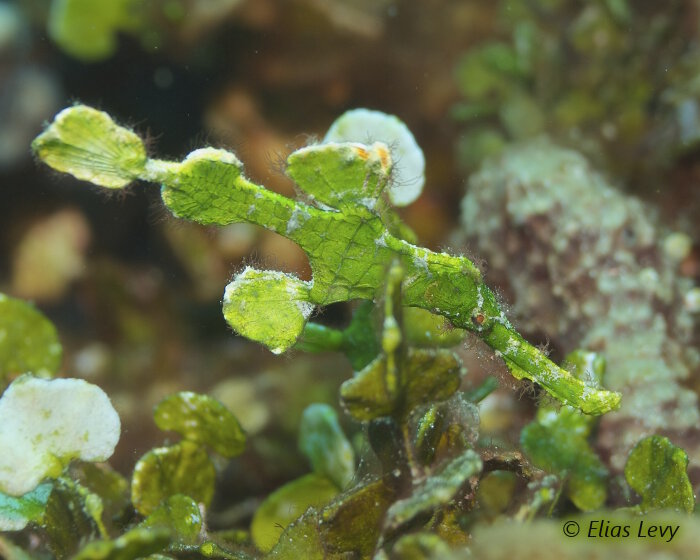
{"left": 461, "top": 140, "right": 700, "bottom": 479}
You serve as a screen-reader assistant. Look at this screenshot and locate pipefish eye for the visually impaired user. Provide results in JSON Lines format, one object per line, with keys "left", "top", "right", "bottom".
{"left": 472, "top": 313, "right": 485, "bottom": 326}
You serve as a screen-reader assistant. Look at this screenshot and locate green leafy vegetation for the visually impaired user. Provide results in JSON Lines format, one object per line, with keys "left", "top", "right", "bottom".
{"left": 48, "top": 0, "right": 143, "bottom": 62}
{"left": 131, "top": 441, "right": 217, "bottom": 517}
{"left": 0, "top": 293, "right": 62, "bottom": 390}
{"left": 0, "top": 96, "right": 693, "bottom": 558}
{"left": 520, "top": 350, "right": 609, "bottom": 511}
{"left": 624, "top": 436, "right": 695, "bottom": 514}
{"left": 452, "top": 0, "right": 700, "bottom": 185}
{"left": 154, "top": 392, "right": 246, "bottom": 458}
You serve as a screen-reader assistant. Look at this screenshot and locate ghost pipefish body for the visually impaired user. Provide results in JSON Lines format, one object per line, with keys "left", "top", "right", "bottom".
{"left": 32, "top": 105, "right": 621, "bottom": 415}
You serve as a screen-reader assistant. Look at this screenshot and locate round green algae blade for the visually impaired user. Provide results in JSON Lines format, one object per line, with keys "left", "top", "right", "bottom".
{"left": 299, "top": 404, "right": 355, "bottom": 489}
{"left": 153, "top": 392, "right": 246, "bottom": 458}
{"left": 71, "top": 527, "right": 171, "bottom": 560}
{"left": 131, "top": 441, "right": 216, "bottom": 516}
{"left": 139, "top": 494, "right": 202, "bottom": 545}
{"left": 625, "top": 435, "right": 694, "bottom": 513}
{"left": 251, "top": 473, "right": 339, "bottom": 552}
{"left": 0, "top": 293, "right": 61, "bottom": 387}
{"left": 323, "top": 108, "right": 425, "bottom": 206}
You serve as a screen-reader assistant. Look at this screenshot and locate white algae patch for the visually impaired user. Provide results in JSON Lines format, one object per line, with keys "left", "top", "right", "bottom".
{"left": 324, "top": 108, "right": 425, "bottom": 206}
{"left": 0, "top": 375, "right": 121, "bottom": 496}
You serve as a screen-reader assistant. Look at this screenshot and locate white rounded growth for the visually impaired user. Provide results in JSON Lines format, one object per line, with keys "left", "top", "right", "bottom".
{"left": 324, "top": 108, "right": 425, "bottom": 206}
{"left": 0, "top": 375, "right": 121, "bottom": 496}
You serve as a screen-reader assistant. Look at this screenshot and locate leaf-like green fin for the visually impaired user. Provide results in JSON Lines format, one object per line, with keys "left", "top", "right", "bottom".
{"left": 131, "top": 441, "right": 215, "bottom": 516}
{"left": 32, "top": 105, "right": 146, "bottom": 188}
{"left": 624, "top": 435, "right": 695, "bottom": 513}
{"left": 154, "top": 392, "right": 246, "bottom": 458}
{"left": 286, "top": 142, "right": 391, "bottom": 209}
{"left": 223, "top": 268, "right": 313, "bottom": 354}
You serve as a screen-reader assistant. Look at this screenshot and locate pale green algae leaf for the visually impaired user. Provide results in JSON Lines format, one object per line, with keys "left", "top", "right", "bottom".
{"left": 251, "top": 473, "right": 338, "bottom": 553}
{"left": 263, "top": 477, "right": 395, "bottom": 559}
{"left": 0, "top": 293, "right": 61, "bottom": 387}
{"left": 299, "top": 404, "right": 355, "bottom": 489}
{"left": 384, "top": 448, "right": 482, "bottom": 531}
{"left": 0, "top": 482, "right": 52, "bottom": 531}
{"left": 520, "top": 407, "right": 608, "bottom": 511}
{"left": 316, "top": 477, "right": 395, "bottom": 558}
{"left": 323, "top": 108, "right": 425, "bottom": 206}
{"left": 70, "top": 527, "right": 171, "bottom": 560}
{"left": 139, "top": 494, "right": 202, "bottom": 546}
{"left": 31, "top": 105, "right": 146, "bottom": 188}
{"left": 624, "top": 435, "right": 695, "bottom": 513}
{"left": 520, "top": 350, "right": 609, "bottom": 511}
{"left": 48, "top": 0, "right": 142, "bottom": 62}
{"left": 154, "top": 392, "right": 246, "bottom": 458}
{"left": 33, "top": 105, "right": 621, "bottom": 416}
{"left": 264, "top": 509, "right": 324, "bottom": 560}
{"left": 0, "top": 375, "right": 120, "bottom": 496}
{"left": 131, "top": 441, "right": 216, "bottom": 516}
{"left": 222, "top": 268, "right": 313, "bottom": 355}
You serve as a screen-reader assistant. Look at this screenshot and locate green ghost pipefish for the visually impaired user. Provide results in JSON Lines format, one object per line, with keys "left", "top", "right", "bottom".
{"left": 32, "top": 105, "right": 621, "bottom": 415}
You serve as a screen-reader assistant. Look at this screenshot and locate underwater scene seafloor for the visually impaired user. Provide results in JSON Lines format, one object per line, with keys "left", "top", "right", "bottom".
{"left": 1, "top": 1, "right": 700, "bottom": 558}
